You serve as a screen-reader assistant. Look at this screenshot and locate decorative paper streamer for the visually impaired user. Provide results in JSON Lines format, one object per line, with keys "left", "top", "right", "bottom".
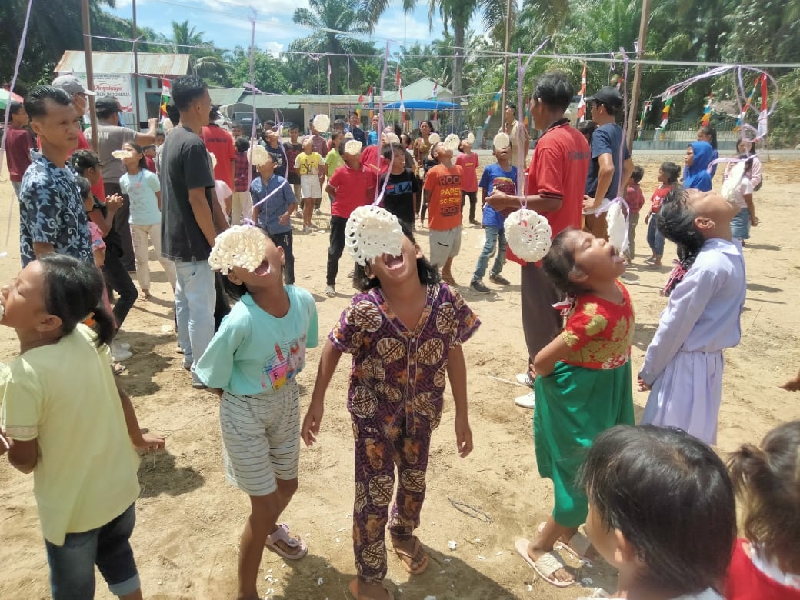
{"left": 313, "top": 114, "right": 330, "bottom": 133}
{"left": 208, "top": 225, "right": 268, "bottom": 275}
{"left": 576, "top": 63, "right": 587, "bottom": 122}
{"left": 700, "top": 93, "right": 713, "bottom": 126}
{"left": 660, "top": 97, "right": 672, "bottom": 129}
{"left": 344, "top": 205, "right": 404, "bottom": 266}
{"left": 504, "top": 209, "right": 553, "bottom": 263}
{"left": 208, "top": 151, "right": 217, "bottom": 170}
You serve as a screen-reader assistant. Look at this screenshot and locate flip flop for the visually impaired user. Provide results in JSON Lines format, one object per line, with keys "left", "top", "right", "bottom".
{"left": 392, "top": 536, "right": 429, "bottom": 575}
{"left": 537, "top": 522, "right": 594, "bottom": 566}
{"left": 265, "top": 523, "right": 307, "bottom": 560}
{"left": 348, "top": 578, "right": 395, "bottom": 600}
{"left": 515, "top": 538, "right": 575, "bottom": 588}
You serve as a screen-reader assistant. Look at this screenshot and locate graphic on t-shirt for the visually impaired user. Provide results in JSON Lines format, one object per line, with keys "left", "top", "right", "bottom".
{"left": 491, "top": 176, "right": 516, "bottom": 196}
{"left": 262, "top": 335, "right": 308, "bottom": 390}
{"left": 386, "top": 180, "right": 414, "bottom": 195}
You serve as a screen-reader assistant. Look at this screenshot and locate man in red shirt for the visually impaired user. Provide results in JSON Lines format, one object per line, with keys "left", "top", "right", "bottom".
{"left": 201, "top": 107, "right": 235, "bottom": 189}
{"left": 3, "top": 101, "right": 34, "bottom": 200}
{"left": 487, "top": 70, "right": 590, "bottom": 409}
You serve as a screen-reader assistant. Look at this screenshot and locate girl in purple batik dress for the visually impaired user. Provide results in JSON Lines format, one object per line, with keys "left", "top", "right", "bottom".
{"left": 302, "top": 227, "right": 480, "bottom": 600}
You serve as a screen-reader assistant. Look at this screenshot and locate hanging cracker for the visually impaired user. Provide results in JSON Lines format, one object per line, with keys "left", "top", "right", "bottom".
{"left": 504, "top": 208, "right": 552, "bottom": 263}
{"left": 345, "top": 205, "right": 404, "bottom": 266}
{"left": 208, "top": 225, "right": 268, "bottom": 275}
{"left": 249, "top": 144, "right": 270, "bottom": 167}
{"left": 313, "top": 114, "right": 331, "bottom": 134}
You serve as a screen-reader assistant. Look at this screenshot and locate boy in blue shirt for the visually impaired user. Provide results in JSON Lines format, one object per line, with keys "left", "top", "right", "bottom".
{"left": 251, "top": 153, "right": 298, "bottom": 284}
{"left": 470, "top": 144, "right": 517, "bottom": 293}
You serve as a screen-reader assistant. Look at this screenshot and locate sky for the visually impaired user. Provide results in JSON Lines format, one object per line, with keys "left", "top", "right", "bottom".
{"left": 110, "top": 0, "right": 461, "bottom": 56}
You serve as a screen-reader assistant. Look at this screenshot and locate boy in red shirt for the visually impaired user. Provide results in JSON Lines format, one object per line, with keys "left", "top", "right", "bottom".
{"left": 623, "top": 164, "right": 645, "bottom": 263}
{"left": 324, "top": 141, "right": 375, "bottom": 297}
{"left": 423, "top": 142, "right": 464, "bottom": 285}
{"left": 455, "top": 137, "right": 480, "bottom": 224}
{"left": 3, "top": 101, "right": 34, "bottom": 200}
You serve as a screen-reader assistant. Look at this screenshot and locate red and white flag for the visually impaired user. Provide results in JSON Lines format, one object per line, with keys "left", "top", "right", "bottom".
{"left": 576, "top": 63, "right": 587, "bottom": 122}
{"left": 396, "top": 65, "right": 405, "bottom": 119}
{"left": 757, "top": 73, "right": 768, "bottom": 139}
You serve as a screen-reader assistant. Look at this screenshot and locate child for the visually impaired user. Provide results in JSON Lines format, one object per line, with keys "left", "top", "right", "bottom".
{"left": 325, "top": 131, "right": 345, "bottom": 180}
{"left": 378, "top": 143, "right": 419, "bottom": 232}
{"left": 727, "top": 154, "right": 758, "bottom": 245}
{"left": 194, "top": 230, "right": 317, "bottom": 600}
{"left": 324, "top": 142, "right": 375, "bottom": 297}
{"left": 514, "top": 228, "right": 635, "bottom": 588}
{"left": 577, "top": 425, "right": 736, "bottom": 600}
{"left": 295, "top": 137, "right": 324, "bottom": 233}
{"left": 301, "top": 227, "right": 479, "bottom": 600}
{"left": 726, "top": 421, "right": 800, "bottom": 599}
{"left": 423, "top": 142, "right": 463, "bottom": 285}
{"left": 1, "top": 254, "right": 164, "bottom": 599}
{"left": 644, "top": 161, "right": 680, "bottom": 267}
{"left": 455, "top": 137, "right": 480, "bottom": 224}
{"left": 143, "top": 145, "right": 157, "bottom": 172}
{"left": 232, "top": 136, "right": 254, "bottom": 226}
{"left": 284, "top": 125, "right": 304, "bottom": 209}
{"left": 639, "top": 188, "right": 745, "bottom": 445}
{"left": 623, "top": 165, "right": 645, "bottom": 264}
{"left": 470, "top": 143, "right": 516, "bottom": 294}
{"left": 697, "top": 124, "right": 719, "bottom": 178}
{"left": 251, "top": 153, "right": 298, "bottom": 285}
{"left": 683, "top": 141, "right": 714, "bottom": 192}
{"left": 119, "top": 142, "right": 176, "bottom": 299}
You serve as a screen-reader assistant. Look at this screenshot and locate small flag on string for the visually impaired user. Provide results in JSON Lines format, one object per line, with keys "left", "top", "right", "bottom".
{"left": 368, "top": 85, "right": 374, "bottom": 119}
{"left": 576, "top": 63, "right": 587, "bottom": 122}
{"left": 660, "top": 97, "right": 672, "bottom": 129}
{"left": 735, "top": 77, "right": 760, "bottom": 131}
{"left": 431, "top": 81, "right": 439, "bottom": 121}
{"left": 757, "top": 73, "right": 768, "bottom": 139}
{"left": 327, "top": 60, "right": 332, "bottom": 87}
{"left": 356, "top": 92, "right": 364, "bottom": 118}
{"left": 700, "top": 93, "right": 713, "bottom": 126}
{"left": 160, "top": 79, "right": 171, "bottom": 119}
{"left": 396, "top": 65, "right": 405, "bottom": 121}
{"left": 638, "top": 101, "right": 651, "bottom": 139}
{"left": 484, "top": 88, "right": 503, "bottom": 130}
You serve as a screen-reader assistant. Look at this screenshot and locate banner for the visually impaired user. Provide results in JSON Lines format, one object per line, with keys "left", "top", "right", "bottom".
{"left": 76, "top": 73, "right": 134, "bottom": 113}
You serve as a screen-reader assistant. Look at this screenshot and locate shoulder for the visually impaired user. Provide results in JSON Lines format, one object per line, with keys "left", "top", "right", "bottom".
{"left": 290, "top": 286, "right": 316, "bottom": 311}
{"left": 144, "top": 170, "right": 158, "bottom": 181}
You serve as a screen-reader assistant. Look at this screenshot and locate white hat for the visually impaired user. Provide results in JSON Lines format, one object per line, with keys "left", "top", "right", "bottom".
{"left": 52, "top": 75, "right": 95, "bottom": 96}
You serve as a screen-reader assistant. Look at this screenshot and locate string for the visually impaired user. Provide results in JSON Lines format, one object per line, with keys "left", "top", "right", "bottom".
{"left": 372, "top": 42, "right": 391, "bottom": 206}
{"left": 246, "top": 11, "right": 257, "bottom": 204}
{"left": 514, "top": 38, "right": 549, "bottom": 204}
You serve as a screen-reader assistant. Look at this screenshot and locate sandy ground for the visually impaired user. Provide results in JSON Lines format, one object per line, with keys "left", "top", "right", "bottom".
{"left": 0, "top": 157, "right": 798, "bottom": 600}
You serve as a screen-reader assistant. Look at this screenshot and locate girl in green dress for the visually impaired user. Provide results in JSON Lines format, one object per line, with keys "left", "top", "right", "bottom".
{"left": 515, "top": 228, "right": 635, "bottom": 588}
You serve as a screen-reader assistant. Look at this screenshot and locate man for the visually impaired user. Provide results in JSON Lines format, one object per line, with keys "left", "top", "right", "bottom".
{"left": 202, "top": 106, "right": 236, "bottom": 191}
{"left": 3, "top": 101, "right": 34, "bottom": 200}
{"left": 86, "top": 96, "right": 157, "bottom": 270}
{"left": 487, "top": 71, "right": 590, "bottom": 412}
{"left": 583, "top": 86, "right": 634, "bottom": 240}
{"left": 308, "top": 118, "right": 328, "bottom": 157}
{"left": 18, "top": 86, "right": 92, "bottom": 266}
{"left": 367, "top": 115, "right": 379, "bottom": 146}
{"left": 160, "top": 76, "right": 228, "bottom": 389}
{"left": 502, "top": 103, "right": 530, "bottom": 170}
{"left": 347, "top": 111, "right": 366, "bottom": 145}
{"left": 264, "top": 129, "right": 287, "bottom": 178}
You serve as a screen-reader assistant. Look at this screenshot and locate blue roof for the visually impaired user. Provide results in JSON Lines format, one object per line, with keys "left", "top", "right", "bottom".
{"left": 383, "top": 100, "right": 461, "bottom": 110}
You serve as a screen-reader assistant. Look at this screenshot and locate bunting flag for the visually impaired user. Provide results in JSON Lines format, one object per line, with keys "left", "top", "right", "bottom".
{"left": 483, "top": 88, "right": 503, "bottom": 130}
{"left": 523, "top": 96, "right": 531, "bottom": 128}
{"left": 396, "top": 65, "right": 405, "bottom": 122}
{"left": 576, "top": 63, "right": 587, "bottom": 122}
{"left": 431, "top": 81, "right": 439, "bottom": 121}
{"left": 735, "top": 77, "right": 759, "bottom": 131}
{"left": 700, "top": 93, "right": 713, "bottom": 126}
{"left": 757, "top": 73, "right": 768, "bottom": 139}
{"left": 660, "top": 97, "right": 673, "bottom": 129}
{"left": 368, "top": 85, "right": 374, "bottom": 119}
{"left": 160, "top": 78, "right": 171, "bottom": 119}
{"left": 637, "top": 101, "right": 651, "bottom": 139}
{"left": 327, "top": 60, "right": 331, "bottom": 91}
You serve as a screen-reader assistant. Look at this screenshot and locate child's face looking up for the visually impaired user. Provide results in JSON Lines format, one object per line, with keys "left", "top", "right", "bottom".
{"left": 565, "top": 229, "right": 626, "bottom": 285}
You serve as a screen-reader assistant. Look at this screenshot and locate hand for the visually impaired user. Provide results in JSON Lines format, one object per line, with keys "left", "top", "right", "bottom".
{"left": 485, "top": 189, "right": 510, "bottom": 208}
{"left": 782, "top": 377, "right": 800, "bottom": 392}
{"left": 147, "top": 118, "right": 158, "bottom": 130}
{"left": 134, "top": 431, "right": 165, "bottom": 451}
{"left": 644, "top": 213, "right": 650, "bottom": 224}
{"left": 583, "top": 195, "right": 599, "bottom": 212}
{"left": 751, "top": 216, "right": 759, "bottom": 226}
{"left": 105, "top": 194, "right": 123, "bottom": 212}
{"left": 301, "top": 400, "right": 324, "bottom": 447}
{"left": 637, "top": 376, "right": 651, "bottom": 392}
{"left": 454, "top": 414, "right": 473, "bottom": 458}
{"left": 279, "top": 213, "right": 291, "bottom": 226}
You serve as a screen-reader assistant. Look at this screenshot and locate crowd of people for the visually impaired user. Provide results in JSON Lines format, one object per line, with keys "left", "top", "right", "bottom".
{"left": 0, "top": 66, "right": 797, "bottom": 600}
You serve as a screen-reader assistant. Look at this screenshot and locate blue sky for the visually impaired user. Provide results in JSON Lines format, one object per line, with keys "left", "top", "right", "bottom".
{"left": 110, "top": 0, "right": 459, "bottom": 56}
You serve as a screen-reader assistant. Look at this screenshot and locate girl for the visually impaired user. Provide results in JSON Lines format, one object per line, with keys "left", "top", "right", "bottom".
{"left": 644, "top": 161, "right": 680, "bottom": 266}
{"left": 232, "top": 135, "right": 254, "bottom": 226}
{"left": 733, "top": 137, "right": 763, "bottom": 190}
{"left": 683, "top": 141, "right": 714, "bottom": 191}
{"left": 295, "top": 137, "right": 324, "bottom": 233}
{"left": 577, "top": 425, "right": 736, "bottom": 600}
{"left": 194, "top": 228, "right": 318, "bottom": 600}
{"left": 726, "top": 421, "right": 800, "bottom": 599}
{"left": 456, "top": 137, "right": 480, "bottom": 224}
{"left": 301, "top": 227, "right": 479, "bottom": 600}
{"left": 697, "top": 124, "right": 719, "bottom": 178}
{"left": 515, "top": 228, "right": 635, "bottom": 588}
{"left": 325, "top": 130, "right": 346, "bottom": 180}
{"left": 119, "top": 142, "right": 176, "bottom": 300}
{"left": 726, "top": 153, "right": 758, "bottom": 245}
{"left": 639, "top": 188, "right": 746, "bottom": 444}
{"left": 0, "top": 254, "right": 164, "bottom": 600}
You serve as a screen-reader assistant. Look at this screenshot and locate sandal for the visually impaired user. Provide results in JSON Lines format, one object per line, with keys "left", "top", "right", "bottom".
{"left": 392, "top": 536, "right": 429, "bottom": 575}
{"left": 348, "top": 578, "right": 394, "bottom": 600}
{"left": 515, "top": 538, "right": 575, "bottom": 588}
{"left": 112, "top": 362, "right": 127, "bottom": 376}
{"left": 265, "top": 523, "right": 307, "bottom": 560}
{"left": 537, "top": 522, "right": 594, "bottom": 566}
{"left": 441, "top": 275, "right": 458, "bottom": 287}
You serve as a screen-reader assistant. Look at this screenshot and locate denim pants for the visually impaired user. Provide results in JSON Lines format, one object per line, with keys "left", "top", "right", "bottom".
{"left": 646, "top": 216, "right": 665, "bottom": 257}
{"left": 45, "top": 503, "right": 140, "bottom": 600}
{"left": 175, "top": 259, "right": 215, "bottom": 366}
{"left": 472, "top": 226, "right": 507, "bottom": 282}
{"left": 269, "top": 230, "right": 295, "bottom": 285}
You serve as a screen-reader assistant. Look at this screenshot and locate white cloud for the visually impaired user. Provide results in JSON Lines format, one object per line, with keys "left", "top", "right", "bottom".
{"left": 262, "top": 41, "right": 285, "bottom": 56}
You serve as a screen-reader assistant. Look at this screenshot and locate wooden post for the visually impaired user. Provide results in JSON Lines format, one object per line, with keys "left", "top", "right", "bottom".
{"left": 132, "top": 0, "right": 141, "bottom": 128}
{"left": 81, "top": 0, "right": 98, "bottom": 150}
{"left": 626, "top": 0, "right": 652, "bottom": 149}
{"left": 499, "top": 0, "right": 513, "bottom": 133}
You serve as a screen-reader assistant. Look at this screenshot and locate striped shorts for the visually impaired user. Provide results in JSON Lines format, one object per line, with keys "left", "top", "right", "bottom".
{"left": 219, "top": 380, "right": 301, "bottom": 497}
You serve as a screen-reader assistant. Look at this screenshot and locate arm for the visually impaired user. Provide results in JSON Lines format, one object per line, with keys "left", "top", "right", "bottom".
{"left": 487, "top": 191, "right": 562, "bottom": 214}
{"left": 590, "top": 152, "right": 615, "bottom": 207}
{"left": 88, "top": 197, "right": 120, "bottom": 237}
{"left": 533, "top": 335, "right": 572, "bottom": 378}
{"left": 115, "top": 376, "right": 165, "bottom": 450}
{"left": 7, "top": 438, "right": 38, "bottom": 474}
{"left": 743, "top": 192, "right": 757, "bottom": 225}
{"left": 301, "top": 339, "right": 342, "bottom": 446}
{"left": 621, "top": 158, "right": 635, "bottom": 196}
{"left": 133, "top": 118, "right": 158, "bottom": 146}
{"left": 188, "top": 187, "right": 218, "bottom": 246}
{"left": 325, "top": 183, "right": 337, "bottom": 200}
{"left": 446, "top": 344, "right": 473, "bottom": 458}
{"left": 155, "top": 190, "right": 162, "bottom": 212}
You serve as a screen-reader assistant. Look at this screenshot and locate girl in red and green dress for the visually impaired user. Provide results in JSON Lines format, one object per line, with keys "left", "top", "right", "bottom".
{"left": 515, "top": 228, "right": 635, "bottom": 588}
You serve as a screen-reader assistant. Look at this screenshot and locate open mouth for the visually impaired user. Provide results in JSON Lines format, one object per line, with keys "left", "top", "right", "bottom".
{"left": 384, "top": 254, "right": 405, "bottom": 271}
{"left": 609, "top": 246, "right": 625, "bottom": 264}
{"left": 254, "top": 260, "right": 271, "bottom": 276}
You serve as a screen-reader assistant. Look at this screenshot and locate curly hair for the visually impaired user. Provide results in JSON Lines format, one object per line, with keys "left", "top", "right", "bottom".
{"left": 657, "top": 187, "right": 706, "bottom": 296}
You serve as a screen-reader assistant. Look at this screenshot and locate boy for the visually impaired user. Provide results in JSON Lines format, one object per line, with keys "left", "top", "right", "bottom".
{"left": 295, "top": 137, "right": 324, "bottom": 233}
{"left": 378, "top": 144, "right": 419, "bottom": 232}
{"left": 423, "top": 142, "right": 463, "bottom": 285}
{"left": 252, "top": 153, "right": 298, "bottom": 284}
{"left": 324, "top": 141, "right": 375, "bottom": 297}
{"left": 3, "top": 101, "right": 34, "bottom": 201}
{"left": 624, "top": 165, "right": 645, "bottom": 263}
{"left": 470, "top": 143, "right": 516, "bottom": 293}
{"left": 284, "top": 125, "right": 303, "bottom": 210}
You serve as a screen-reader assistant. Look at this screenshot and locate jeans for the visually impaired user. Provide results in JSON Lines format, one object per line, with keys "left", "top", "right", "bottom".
{"left": 102, "top": 242, "right": 137, "bottom": 330}
{"left": 175, "top": 259, "right": 215, "bottom": 366}
{"left": 326, "top": 216, "right": 348, "bottom": 286}
{"left": 11, "top": 181, "right": 21, "bottom": 199}
{"left": 269, "top": 230, "right": 295, "bottom": 285}
{"left": 104, "top": 182, "right": 135, "bottom": 271}
{"left": 646, "top": 215, "right": 665, "bottom": 257}
{"left": 45, "top": 503, "right": 140, "bottom": 600}
{"left": 472, "top": 226, "right": 507, "bottom": 282}
{"left": 462, "top": 191, "right": 478, "bottom": 222}
{"left": 131, "top": 223, "right": 176, "bottom": 291}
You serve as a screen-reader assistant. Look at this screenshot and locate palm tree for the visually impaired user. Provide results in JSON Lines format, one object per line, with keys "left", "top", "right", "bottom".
{"left": 170, "top": 20, "right": 228, "bottom": 84}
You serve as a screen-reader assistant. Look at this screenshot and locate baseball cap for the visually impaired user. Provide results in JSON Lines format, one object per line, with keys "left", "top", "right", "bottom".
{"left": 95, "top": 96, "right": 121, "bottom": 112}
{"left": 52, "top": 74, "right": 95, "bottom": 96}
{"left": 587, "top": 86, "right": 623, "bottom": 107}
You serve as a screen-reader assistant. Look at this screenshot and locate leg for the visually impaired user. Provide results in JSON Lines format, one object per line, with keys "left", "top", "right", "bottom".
{"left": 95, "top": 504, "right": 143, "bottom": 600}
{"left": 626, "top": 212, "right": 639, "bottom": 262}
{"left": 526, "top": 517, "right": 578, "bottom": 584}
{"left": 303, "top": 195, "right": 314, "bottom": 228}
{"left": 469, "top": 192, "right": 478, "bottom": 223}
{"left": 150, "top": 224, "right": 176, "bottom": 290}
{"left": 269, "top": 231, "right": 295, "bottom": 285}
{"left": 174, "top": 261, "right": 192, "bottom": 363}
{"left": 441, "top": 226, "right": 461, "bottom": 282}
{"left": 490, "top": 227, "right": 507, "bottom": 277}
{"left": 654, "top": 223, "right": 665, "bottom": 265}
{"left": 326, "top": 217, "right": 346, "bottom": 287}
{"left": 471, "top": 226, "right": 499, "bottom": 283}
{"left": 173, "top": 261, "right": 214, "bottom": 367}
{"left": 130, "top": 224, "right": 150, "bottom": 297}
{"left": 646, "top": 217, "right": 656, "bottom": 256}
{"left": 441, "top": 257, "right": 455, "bottom": 281}
{"left": 46, "top": 528, "right": 99, "bottom": 600}
{"left": 102, "top": 245, "right": 137, "bottom": 331}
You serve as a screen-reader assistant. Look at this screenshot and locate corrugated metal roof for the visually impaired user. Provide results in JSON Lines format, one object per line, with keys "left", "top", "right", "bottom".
{"left": 209, "top": 87, "right": 246, "bottom": 106}
{"left": 55, "top": 51, "right": 190, "bottom": 76}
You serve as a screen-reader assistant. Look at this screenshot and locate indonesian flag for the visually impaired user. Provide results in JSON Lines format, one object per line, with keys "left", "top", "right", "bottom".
{"left": 757, "top": 73, "right": 768, "bottom": 139}
{"left": 700, "top": 93, "right": 713, "bottom": 127}
{"left": 160, "top": 79, "right": 171, "bottom": 119}
{"left": 576, "top": 63, "right": 587, "bottom": 122}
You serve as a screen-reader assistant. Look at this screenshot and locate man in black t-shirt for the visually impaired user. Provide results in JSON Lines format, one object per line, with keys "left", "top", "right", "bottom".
{"left": 379, "top": 144, "right": 419, "bottom": 231}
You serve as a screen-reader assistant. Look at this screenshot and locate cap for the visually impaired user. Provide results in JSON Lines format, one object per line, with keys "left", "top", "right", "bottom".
{"left": 52, "top": 75, "right": 95, "bottom": 96}
{"left": 95, "top": 96, "right": 121, "bottom": 112}
{"left": 587, "top": 86, "right": 623, "bottom": 107}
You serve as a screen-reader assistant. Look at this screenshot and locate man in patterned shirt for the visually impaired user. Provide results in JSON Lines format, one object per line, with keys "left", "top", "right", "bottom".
{"left": 18, "top": 86, "right": 92, "bottom": 266}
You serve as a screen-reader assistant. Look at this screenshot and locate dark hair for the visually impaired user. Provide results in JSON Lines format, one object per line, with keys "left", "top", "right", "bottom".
{"left": 24, "top": 85, "right": 72, "bottom": 119}
{"left": 172, "top": 76, "right": 208, "bottom": 112}
{"left": 353, "top": 225, "right": 440, "bottom": 291}
{"left": 166, "top": 103, "right": 180, "bottom": 125}
{"left": 75, "top": 175, "right": 92, "bottom": 201}
{"left": 39, "top": 254, "right": 115, "bottom": 347}
{"left": 506, "top": 102, "right": 516, "bottom": 111}
{"left": 736, "top": 136, "right": 756, "bottom": 156}
{"left": 8, "top": 101, "right": 24, "bottom": 116}
{"left": 595, "top": 99, "right": 618, "bottom": 118}
{"left": 70, "top": 148, "right": 100, "bottom": 175}
{"left": 533, "top": 71, "right": 574, "bottom": 111}
{"left": 699, "top": 124, "right": 718, "bottom": 150}
{"left": 577, "top": 120, "right": 597, "bottom": 143}
{"left": 657, "top": 186, "right": 705, "bottom": 295}
{"left": 580, "top": 425, "right": 736, "bottom": 597}
{"left": 235, "top": 135, "right": 250, "bottom": 153}
{"left": 123, "top": 141, "right": 148, "bottom": 171}
{"left": 542, "top": 228, "right": 590, "bottom": 297}
{"left": 660, "top": 161, "right": 681, "bottom": 184}
{"left": 393, "top": 123, "right": 402, "bottom": 137}
{"left": 95, "top": 97, "right": 120, "bottom": 120}
{"left": 155, "top": 131, "right": 166, "bottom": 139}
{"left": 728, "top": 421, "right": 800, "bottom": 574}
{"left": 382, "top": 144, "right": 403, "bottom": 160}
{"left": 631, "top": 165, "right": 644, "bottom": 184}
{"left": 422, "top": 120, "right": 435, "bottom": 132}
{"left": 401, "top": 133, "right": 412, "bottom": 147}
{"left": 333, "top": 118, "right": 345, "bottom": 129}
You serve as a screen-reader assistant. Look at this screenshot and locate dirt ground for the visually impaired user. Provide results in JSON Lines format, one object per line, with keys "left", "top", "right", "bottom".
{"left": 0, "top": 156, "right": 798, "bottom": 600}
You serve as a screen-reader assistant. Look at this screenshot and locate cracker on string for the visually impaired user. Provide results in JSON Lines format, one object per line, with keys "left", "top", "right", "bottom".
{"left": 721, "top": 161, "right": 746, "bottom": 204}
{"left": 344, "top": 140, "right": 363, "bottom": 155}
{"left": 345, "top": 206, "right": 404, "bottom": 266}
{"left": 444, "top": 134, "right": 460, "bottom": 153}
{"left": 504, "top": 208, "right": 553, "bottom": 263}
{"left": 493, "top": 132, "right": 510, "bottom": 150}
{"left": 607, "top": 201, "right": 628, "bottom": 253}
{"left": 111, "top": 150, "right": 133, "bottom": 160}
{"left": 428, "top": 133, "right": 441, "bottom": 146}
{"left": 313, "top": 114, "right": 330, "bottom": 134}
{"left": 249, "top": 144, "right": 270, "bottom": 167}
{"left": 208, "top": 225, "right": 268, "bottom": 275}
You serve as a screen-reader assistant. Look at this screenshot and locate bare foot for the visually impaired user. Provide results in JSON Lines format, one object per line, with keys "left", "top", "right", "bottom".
{"left": 141, "top": 290, "right": 151, "bottom": 301}
{"left": 349, "top": 577, "right": 393, "bottom": 600}
{"left": 527, "top": 541, "right": 575, "bottom": 584}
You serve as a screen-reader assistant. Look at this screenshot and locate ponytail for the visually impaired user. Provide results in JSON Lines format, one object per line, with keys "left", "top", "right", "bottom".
{"left": 89, "top": 301, "right": 116, "bottom": 348}
{"left": 657, "top": 186, "right": 705, "bottom": 296}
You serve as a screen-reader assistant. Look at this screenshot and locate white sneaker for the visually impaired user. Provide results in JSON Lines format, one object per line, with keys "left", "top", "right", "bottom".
{"left": 111, "top": 343, "right": 132, "bottom": 362}
{"left": 116, "top": 341, "right": 131, "bottom": 351}
{"left": 325, "top": 285, "right": 336, "bottom": 297}
{"left": 516, "top": 372, "right": 534, "bottom": 387}
{"left": 314, "top": 208, "right": 322, "bottom": 215}
{"left": 514, "top": 390, "right": 536, "bottom": 409}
